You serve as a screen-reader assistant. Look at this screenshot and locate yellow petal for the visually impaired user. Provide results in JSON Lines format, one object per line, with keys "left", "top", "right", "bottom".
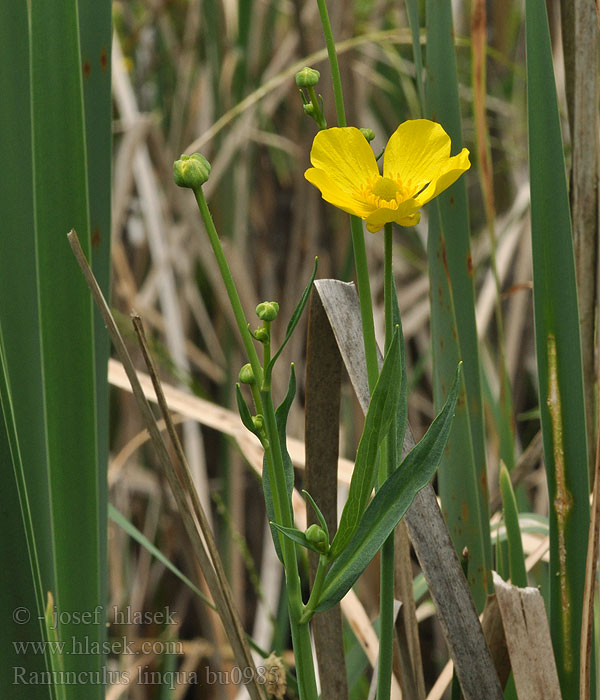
{"left": 365, "top": 198, "right": 421, "bottom": 233}
{"left": 414, "top": 148, "right": 471, "bottom": 205}
{"left": 305, "top": 167, "right": 374, "bottom": 219}
{"left": 383, "top": 119, "right": 455, "bottom": 188}
{"left": 308, "top": 127, "right": 379, "bottom": 196}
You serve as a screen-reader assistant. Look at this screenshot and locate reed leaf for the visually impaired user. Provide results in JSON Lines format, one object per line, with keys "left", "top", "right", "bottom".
{"left": 425, "top": 0, "right": 491, "bottom": 610}
{"left": 525, "top": 0, "right": 590, "bottom": 694}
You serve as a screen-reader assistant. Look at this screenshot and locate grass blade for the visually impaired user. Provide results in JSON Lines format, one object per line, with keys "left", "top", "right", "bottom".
{"left": 29, "top": 1, "right": 102, "bottom": 692}
{"left": 425, "top": 0, "right": 491, "bottom": 610}
{"left": 525, "top": 0, "right": 591, "bottom": 694}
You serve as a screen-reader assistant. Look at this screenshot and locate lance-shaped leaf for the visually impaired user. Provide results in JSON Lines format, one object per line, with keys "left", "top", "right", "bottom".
{"left": 263, "top": 364, "right": 296, "bottom": 560}
{"left": 330, "top": 329, "right": 401, "bottom": 558}
{"left": 266, "top": 258, "right": 318, "bottom": 379}
{"left": 315, "top": 364, "right": 461, "bottom": 613}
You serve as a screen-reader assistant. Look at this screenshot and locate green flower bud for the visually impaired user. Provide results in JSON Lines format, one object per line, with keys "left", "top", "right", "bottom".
{"left": 295, "top": 67, "right": 320, "bottom": 88}
{"left": 253, "top": 327, "right": 269, "bottom": 343}
{"left": 252, "top": 414, "right": 264, "bottom": 432}
{"left": 305, "top": 524, "right": 329, "bottom": 554}
{"left": 360, "top": 128, "right": 376, "bottom": 143}
{"left": 173, "top": 153, "right": 211, "bottom": 189}
{"left": 238, "top": 363, "right": 255, "bottom": 385}
{"left": 303, "top": 102, "right": 315, "bottom": 116}
{"left": 256, "top": 301, "right": 279, "bottom": 322}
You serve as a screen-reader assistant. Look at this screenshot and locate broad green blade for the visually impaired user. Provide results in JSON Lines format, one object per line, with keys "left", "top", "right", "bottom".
{"left": 525, "top": 0, "right": 590, "bottom": 694}
{"left": 29, "top": 0, "right": 102, "bottom": 693}
{"left": 78, "top": 0, "right": 112, "bottom": 621}
{"left": 316, "top": 364, "right": 461, "bottom": 612}
{"left": 425, "top": 0, "right": 491, "bottom": 609}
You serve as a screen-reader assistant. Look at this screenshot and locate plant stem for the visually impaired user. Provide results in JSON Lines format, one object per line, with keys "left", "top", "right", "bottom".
{"left": 300, "top": 553, "right": 329, "bottom": 623}
{"left": 351, "top": 215, "right": 380, "bottom": 392}
{"left": 377, "top": 223, "right": 396, "bottom": 700}
{"left": 193, "top": 189, "right": 263, "bottom": 386}
{"left": 315, "top": 0, "right": 346, "bottom": 127}
{"left": 194, "top": 187, "right": 318, "bottom": 699}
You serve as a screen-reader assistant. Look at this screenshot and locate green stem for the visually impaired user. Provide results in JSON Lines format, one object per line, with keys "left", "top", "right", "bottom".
{"left": 300, "top": 553, "right": 329, "bottom": 623}
{"left": 260, "top": 388, "right": 318, "bottom": 698}
{"left": 351, "top": 215, "right": 379, "bottom": 392}
{"left": 307, "top": 85, "right": 327, "bottom": 130}
{"left": 194, "top": 189, "right": 263, "bottom": 386}
{"left": 195, "top": 186, "right": 317, "bottom": 699}
{"left": 315, "top": 0, "right": 346, "bottom": 127}
{"left": 377, "top": 223, "right": 396, "bottom": 700}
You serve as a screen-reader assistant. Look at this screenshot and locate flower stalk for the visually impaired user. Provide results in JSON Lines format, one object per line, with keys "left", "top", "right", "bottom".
{"left": 181, "top": 173, "right": 318, "bottom": 700}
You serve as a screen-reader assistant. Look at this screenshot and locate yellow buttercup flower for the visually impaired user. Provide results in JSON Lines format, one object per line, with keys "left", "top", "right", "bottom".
{"left": 305, "top": 119, "right": 471, "bottom": 232}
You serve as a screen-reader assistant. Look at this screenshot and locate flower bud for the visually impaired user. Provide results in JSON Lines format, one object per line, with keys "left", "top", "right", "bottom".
{"left": 360, "top": 128, "right": 376, "bottom": 143}
{"left": 303, "top": 102, "right": 315, "bottom": 116}
{"left": 305, "top": 524, "right": 329, "bottom": 554}
{"left": 252, "top": 414, "right": 264, "bottom": 432}
{"left": 238, "top": 363, "right": 255, "bottom": 385}
{"left": 252, "top": 327, "right": 269, "bottom": 343}
{"left": 173, "top": 153, "right": 211, "bottom": 189}
{"left": 256, "top": 301, "right": 279, "bottom": 322}
{"left": 295, "top": 67, "right": 320, "bottom": 88}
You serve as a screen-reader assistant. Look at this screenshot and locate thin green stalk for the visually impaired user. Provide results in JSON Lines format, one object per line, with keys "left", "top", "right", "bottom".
{"left": 351, "top": 215, "right": 380, "bottom": 392}
{"left": 314, "top": 0, "right": 379, "bottom": 393}
{"left": 300, "top": 554, "right": 329, "bottom": 622}
{"left": 315, "top": 0, "right": 346, "bottom": 127}
{"left": 377, "top": 224, "right": 396, "bottom": 700}
{"left": 194, "top": 187, "right": 318, "bottom": 699}
{"left": 315, "top": 4, "right": 391, "bottom": 695}
{"left": 194, "top": 189, "right": 263, "bottom": 385}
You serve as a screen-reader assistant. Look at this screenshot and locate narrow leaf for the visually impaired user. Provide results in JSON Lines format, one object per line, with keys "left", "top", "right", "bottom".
{"left": 316, "top": 364, "right": 461, "bottom": 612}
{"left": 263, "top": 364, "right": 296, "bottom": 560}
{"left": 235, "top": 384, "right": 261, "bottom": 437}
{"left": 303, "top": 489, "right": 330, "bottom": 540}
{"left": 267, "top": 258, "right": 318, "bottom": 375}
{"left": 331, "top": 330, "right": 401, "bottom": 558}
{"left": 499, "top": 463, "right": 527, "bottom": 588}
{"left": 526, "top": 0, "right": 590, "bottom": 694}
{"left": 269, "top": 522, "right": 325, "bottom": 556}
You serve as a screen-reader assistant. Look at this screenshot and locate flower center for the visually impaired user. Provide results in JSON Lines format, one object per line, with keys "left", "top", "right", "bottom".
{"left": 371, "top": 177, "right": 399, "bottom": 201}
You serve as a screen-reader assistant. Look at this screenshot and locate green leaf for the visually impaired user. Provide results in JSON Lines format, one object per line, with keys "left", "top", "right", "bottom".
{"left": 390, "top": 279, "right": 408, "bottom": 461}
{"left": 269, "top": 522, "right": 326, "bottom": 556}
{"left": 235, "top": 384, "right": 261, "bottom": 437}
{"left": 315, "top": 364, "right": 462, "bottom": 612}
{"left": 266, "top": 258, "right": 318, "bottom": 377}
{"left": 108, "top": 505, "right": 212, "bottom": 606}
{"left": 425, "top": 0, "right": 491, "bottom": 610}
{"left": 499, "top": 464, "right": 527, "bottom": 588}
{"left": 263, "top": 364, "right": 296, "bottom": 560}
{"left": 302, "top": 489, "right": 330, "bottom": 541}
{"left": 331, "top": 330, "right": 401, "bottom": 558}
{"left": 525, "top": 0, "right": 590, "bottom": 693}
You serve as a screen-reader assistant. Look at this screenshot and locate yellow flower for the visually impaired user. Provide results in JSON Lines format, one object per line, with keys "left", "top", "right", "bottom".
{"left": 305, "top": 119, "right": 471, "bottom": 233}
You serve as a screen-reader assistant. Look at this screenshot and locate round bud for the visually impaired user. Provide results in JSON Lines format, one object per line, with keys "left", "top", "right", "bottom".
{"left": 256, "top": 301, "right": 279, "bottom": 322}
{"left": 295, "top": 67, "right": 320, "bottom": 88}
{"left": 252, "top": 414, "right": 264, "bottom": 432}
{"left": 303, "top": 103, "right": 315, "bottom": 116}
{"left": 360, "top": 128, "right": 376, "bottom": 143}
{"left": 253, "top": 327, "right": 269, "bottom": 343}
{"left": 173, "top": 153, "right": 211, "bottom": 189}
{"left": 305, "top": 524, "right": 329, "bottom": 553}
{"left": 238, "top": 363, "right": 255, "bottom": 385}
